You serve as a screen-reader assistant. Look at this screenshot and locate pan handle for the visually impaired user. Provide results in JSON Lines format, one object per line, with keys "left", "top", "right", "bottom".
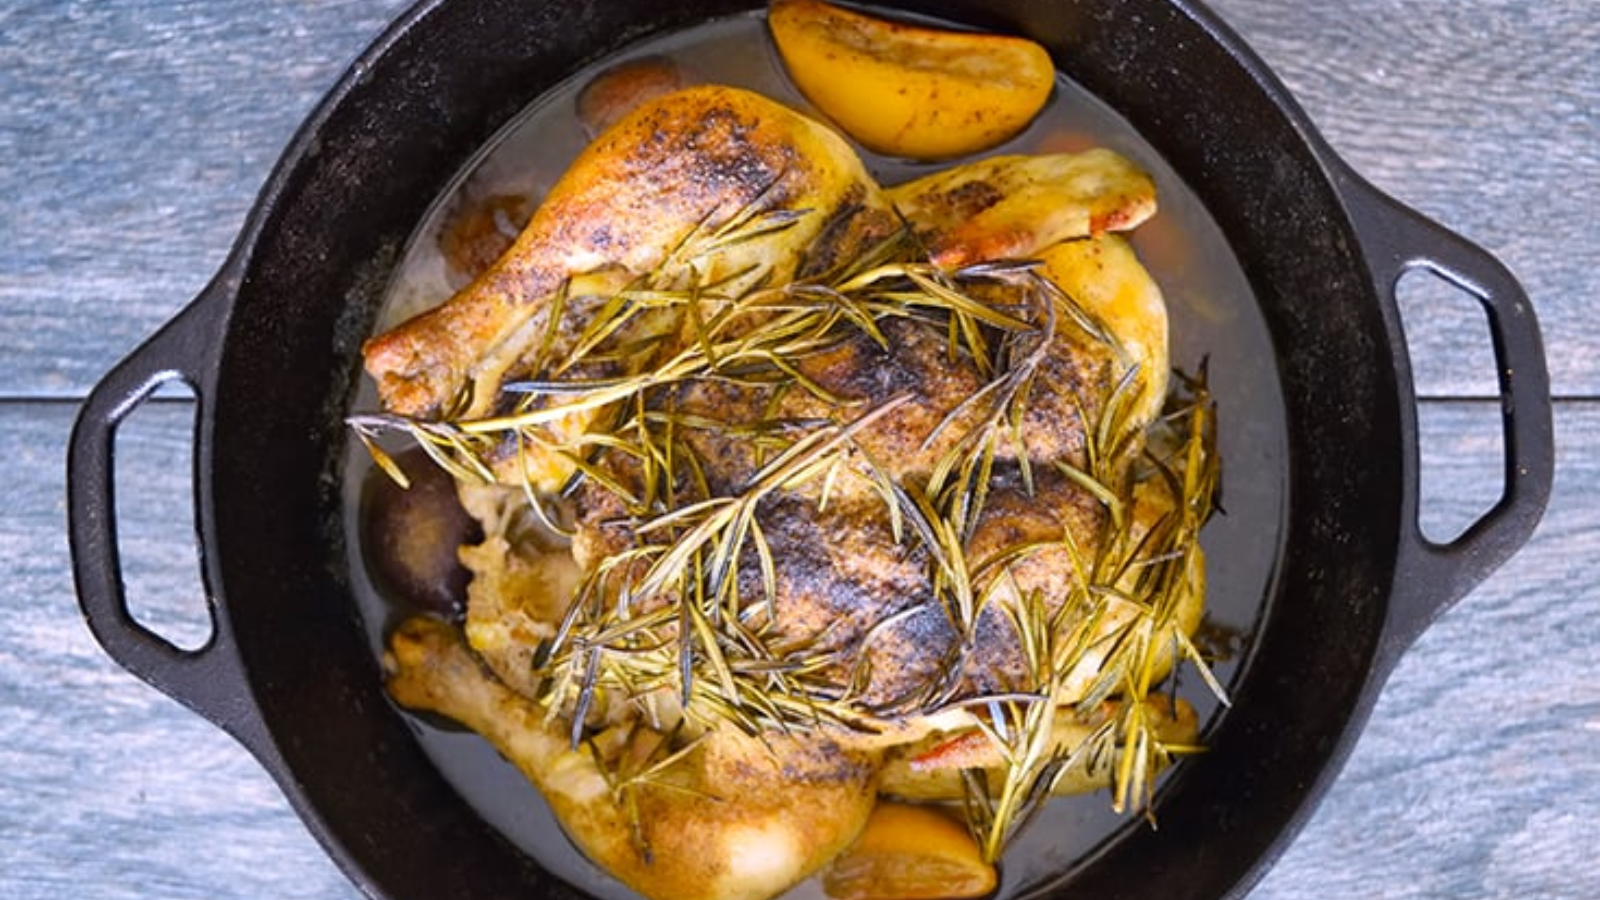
{"left": 1338, "top": 170, "right": 1554, "bottom": 662}
{"left": 67, "top": 266, "right": 266, "bottom": 751}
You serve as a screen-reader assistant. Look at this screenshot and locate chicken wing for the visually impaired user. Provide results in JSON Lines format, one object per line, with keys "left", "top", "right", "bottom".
{"left": 886, "top": 149, "right": 1157, "bottom": 268}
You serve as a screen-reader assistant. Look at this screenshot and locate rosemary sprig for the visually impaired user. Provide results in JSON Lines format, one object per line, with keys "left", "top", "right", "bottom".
{"left": 959, "top": 365, "right": 1222, "bottom": 860}
{"left": 354, "top": 185, "right": 1225, "bottom": 861}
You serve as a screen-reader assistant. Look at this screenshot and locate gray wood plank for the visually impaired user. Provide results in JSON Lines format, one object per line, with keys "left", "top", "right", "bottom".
{"left": 1207, "top": 0, "right": 1600, "bottom": 400}
{"left": 7, "top": 398, "right": 1593, "bottom": 899}
{"left": 4, "top": 1, "right": 1595, "bottom": 899}
{"left": 0, "top": 402, "right": 359, "bottom": 900}
{"left": 1254, "top": 400, "right": 1593, "bottom": 896}
{"left": 0, "top": 0, "right": 411, "bottom": 399}
{"left": 1257, "top": 401, "right": 1600, "bottom": 899}
{"left": 4, "top": 0, "right": 1594, "bottom": 398}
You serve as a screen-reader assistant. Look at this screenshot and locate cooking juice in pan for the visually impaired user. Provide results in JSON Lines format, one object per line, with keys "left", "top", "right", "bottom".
{"left": 342, "top": 9, "right": 1288, "bottom": 899}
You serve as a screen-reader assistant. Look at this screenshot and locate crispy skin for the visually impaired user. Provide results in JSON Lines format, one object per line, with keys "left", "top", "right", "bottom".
{"left": 886, "top": 149, "right": 1157, "bottom": 267}
{"left": 373, "top": 88, "right": 1188, "bottom": 900}
{"left": 363, "top": 84, "right": 898, "bottom": 419}
{"left": 879, "top": 695, "right": 1200, "bottom": 801}
{"left": 1040, "top": 233, "right": 1170, "bottom": 424}
{"left": 655, "top": 312, "right": 1113, "bottom": 499}
{"left": 386, "top": 617, "right": 877, "bottom": 900}
{"left": 715, "top": 468, "right": 1114, "bottom": 713}
{"left": 568, "top": 313, "right": 1117, "bottom": 712}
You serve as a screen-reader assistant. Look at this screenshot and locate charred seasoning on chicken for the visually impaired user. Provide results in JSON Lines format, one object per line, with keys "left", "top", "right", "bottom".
{"left": 351, "top": 85, "right": 1224, "bottom": 882}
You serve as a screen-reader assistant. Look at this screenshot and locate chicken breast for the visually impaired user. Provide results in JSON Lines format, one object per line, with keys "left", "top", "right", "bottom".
{"left": 562, "top": 309, "right": 1119, "bottom": 717}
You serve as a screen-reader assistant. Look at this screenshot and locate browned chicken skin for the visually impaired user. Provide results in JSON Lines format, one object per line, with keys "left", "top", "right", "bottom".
{"left": 363, "top": 84, "right": 899, "bottom": 420}
{"left": 387, "top": 617, "right": 879, "bottom": 900}
{"left": 367, "top": 84, "right": 1197, "bottom": 900}
{"left": 568, "top": 311, "right": 1117, "bottom": 713}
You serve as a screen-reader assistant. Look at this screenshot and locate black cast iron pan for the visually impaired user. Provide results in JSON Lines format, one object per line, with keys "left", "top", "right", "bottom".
{"left": 66, "top": 1, "right": 1553, "bottom": 898}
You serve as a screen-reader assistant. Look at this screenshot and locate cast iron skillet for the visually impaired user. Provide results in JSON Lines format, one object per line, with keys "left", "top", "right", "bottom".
{"left": 67, "top": 0, "right": 1553, "bottom": 898}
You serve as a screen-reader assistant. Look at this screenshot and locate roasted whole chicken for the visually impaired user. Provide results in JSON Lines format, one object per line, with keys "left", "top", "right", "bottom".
{"left": 357, "top": 83, "right": 1219, "bottom": 900}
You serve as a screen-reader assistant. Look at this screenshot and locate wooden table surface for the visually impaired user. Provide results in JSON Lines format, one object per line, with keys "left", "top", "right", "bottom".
{"left": 4, "top": 1, "right": 1596, "bottom": 898}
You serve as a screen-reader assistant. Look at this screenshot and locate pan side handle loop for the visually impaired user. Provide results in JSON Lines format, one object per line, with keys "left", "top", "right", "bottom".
{"left": 1338, "top": 170, "right": 1554, "bottom": 663}
{"left": 67, "top": 268, "right": 266, "bottom": 751}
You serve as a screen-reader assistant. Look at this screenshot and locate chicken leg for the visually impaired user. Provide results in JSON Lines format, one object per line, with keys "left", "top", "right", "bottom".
{"left": 386, "top": 617, "right": 878, "bottom": 900}
{"left": 362, "top": 84, "right": 899, "bottom": 421}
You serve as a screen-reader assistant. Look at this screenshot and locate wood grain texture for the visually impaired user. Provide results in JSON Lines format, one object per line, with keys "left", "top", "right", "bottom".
{"left": 1255, "top": 403, "right": 1600, "bottom": 900}
{"left": 0, "top": 0, "right": 411, "bottom": 398}
{"left": 2, "top": 1, "right": 1594, "bottom": 899}
{"left": 0, "top": 404, "right": 360, "bottom": 900}
{"left": 1207, "top": 0, "right": 1600, "bottom": 400}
